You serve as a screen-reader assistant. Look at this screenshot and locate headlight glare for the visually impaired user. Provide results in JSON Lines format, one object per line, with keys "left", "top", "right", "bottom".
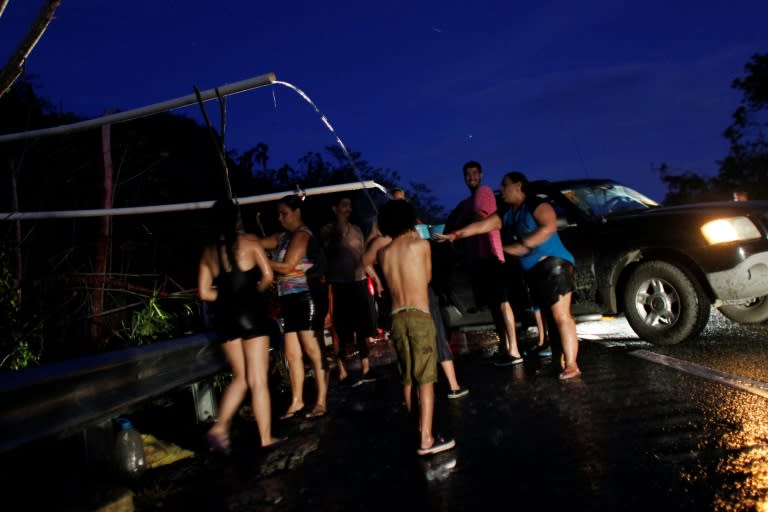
{"left": 700, "top": 217, "right": 761, "bottom": 245}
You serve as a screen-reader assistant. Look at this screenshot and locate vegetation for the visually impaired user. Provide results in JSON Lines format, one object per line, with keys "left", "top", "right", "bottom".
{"left": 658, "top": 52, "right": 768, "bottom": 204}
{"left": 0, "top": 244, "right": 40, "bottom": 369}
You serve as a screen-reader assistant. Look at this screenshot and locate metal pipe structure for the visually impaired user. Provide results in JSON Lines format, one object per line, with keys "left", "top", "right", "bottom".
{"left": 0, "top": 180, "right": 388, "bottom": 220}
{"left": 0, "top": 72, "right": 277, "bottom": 143}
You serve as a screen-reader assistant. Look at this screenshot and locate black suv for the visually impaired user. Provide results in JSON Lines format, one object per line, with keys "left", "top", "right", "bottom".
{"left": 434, "top": 179, "right": 768, "bottom": 345}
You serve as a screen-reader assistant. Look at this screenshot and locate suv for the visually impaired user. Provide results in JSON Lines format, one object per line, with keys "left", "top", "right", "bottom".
{"left": 434, "top": 179, "right": 768, "bottom": 345}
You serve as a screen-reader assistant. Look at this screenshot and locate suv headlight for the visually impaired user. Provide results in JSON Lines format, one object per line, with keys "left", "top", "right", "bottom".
{"left": 700, "top": 217, "right": 761, "bottom": 245}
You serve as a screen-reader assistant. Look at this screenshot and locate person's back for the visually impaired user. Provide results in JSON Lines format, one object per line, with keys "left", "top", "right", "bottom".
{"left": 377, "top": 199, "right": 455, "bottom": 457}
{"left": 198, "top": 199, "right": 282, "bottom": 451}
{"left": 214, "top": 235, "right": 263, "bottom": 294}
{"left": 212, "top": 235, "right": 270, "bottom": 337}
{"left": 379, "top": 234, "right": 430, "bottom": 314}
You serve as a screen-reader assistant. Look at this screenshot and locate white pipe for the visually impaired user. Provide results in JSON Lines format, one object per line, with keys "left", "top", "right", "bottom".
{"left": 0, "top": 180, "right": 387, "bottom": 220}
{"left": 0, "top": 72, "right": 277, "bottom": 143}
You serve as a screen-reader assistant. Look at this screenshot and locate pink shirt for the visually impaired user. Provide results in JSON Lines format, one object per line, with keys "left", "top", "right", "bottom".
{"left": 457, "top": 184, "right": 504, "bottom": 263}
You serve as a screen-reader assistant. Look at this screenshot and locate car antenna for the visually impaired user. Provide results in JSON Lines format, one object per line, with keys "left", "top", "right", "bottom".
{"left": 573, "top": 137, "right": 590, "bottom": 178}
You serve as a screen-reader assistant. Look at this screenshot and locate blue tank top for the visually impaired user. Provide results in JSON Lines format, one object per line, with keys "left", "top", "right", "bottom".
{"left": 501, "top": 199, "right": 574, "bottom": 271}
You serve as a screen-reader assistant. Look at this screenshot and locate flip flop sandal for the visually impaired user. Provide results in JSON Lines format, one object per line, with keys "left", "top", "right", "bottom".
{"left": 279, "top": 408, "right": 305, "bottom": 420}
{"left": 305, "top": 408, "right": 327, "bottom": 419}
{"left": 558, "top": 368, "right": 582, "bottom": 381}
{"left": 417, "top": 435, "right": 456, "bottom": 456}
{"left": 206, "top": 430, "right": 231, "bottom": 455}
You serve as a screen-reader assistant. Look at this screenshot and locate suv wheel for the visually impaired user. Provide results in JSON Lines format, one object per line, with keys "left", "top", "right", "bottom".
{"left": 718, "top": 296, "right": 768, "bottom": 324}
{"left": 623, "top": 261, "right": 710, "bottom": 345}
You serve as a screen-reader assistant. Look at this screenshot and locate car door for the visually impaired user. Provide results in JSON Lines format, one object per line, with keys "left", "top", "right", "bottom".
{"left": 532, "top": 189, "right": 602, "bottom": 316}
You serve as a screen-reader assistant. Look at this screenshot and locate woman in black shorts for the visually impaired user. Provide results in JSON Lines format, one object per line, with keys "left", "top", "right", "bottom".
{"left": 198, "top": 199, "right": 284, "bottom": 453}
{"left": 263, "top": 195, "right": 329, "bottom": 419}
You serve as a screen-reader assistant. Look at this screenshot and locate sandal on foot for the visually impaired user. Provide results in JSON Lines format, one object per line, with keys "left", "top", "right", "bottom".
{"left": 417, "top": 435, "right": 456, "bottom": 456}
{"left": 559, "top": 368, "right": 582, "bottom": 381}
{"left": 280, "top": 407, "right": 305, "bottom": 420}
{"left": 305, "top": 407, "right": 327, "bottom": 419}
{"left": 206, "top": 430, "right": 231, "bottom": 455}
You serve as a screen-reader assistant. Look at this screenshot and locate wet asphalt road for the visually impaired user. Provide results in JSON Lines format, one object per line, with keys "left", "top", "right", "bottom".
{"left": 8, "top": 311, "right": 768, "bottom": 511}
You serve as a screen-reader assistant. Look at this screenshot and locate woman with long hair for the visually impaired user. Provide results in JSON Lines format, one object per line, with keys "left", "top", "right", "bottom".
{"left": 198, "top": 199, "right": 284, "bottom": 453}
{"left": 262, "top": 194, "right": 329, "bottom": 419}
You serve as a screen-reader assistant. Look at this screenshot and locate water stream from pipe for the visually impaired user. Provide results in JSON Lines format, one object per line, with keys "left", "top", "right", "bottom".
{"left": 270, "top": 80, "right": 380, "bottom": 213}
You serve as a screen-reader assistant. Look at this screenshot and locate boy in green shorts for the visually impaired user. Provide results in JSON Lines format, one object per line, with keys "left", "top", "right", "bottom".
{"left": 376, "top": 199, "right": 456, "bottom": 456}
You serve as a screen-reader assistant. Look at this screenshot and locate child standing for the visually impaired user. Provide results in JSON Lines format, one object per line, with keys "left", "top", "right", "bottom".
{"left": 375, "top": 199, "right": 455, "bottom": 456}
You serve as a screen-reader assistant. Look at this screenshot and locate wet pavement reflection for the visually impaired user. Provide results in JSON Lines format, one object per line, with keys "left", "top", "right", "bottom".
{"left": 8, "top": 315, "right": 768, "bottom": 511}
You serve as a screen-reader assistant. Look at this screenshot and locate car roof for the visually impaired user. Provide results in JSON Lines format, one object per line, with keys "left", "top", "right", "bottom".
{"left": 528, "top": 178, "right": 620, "bottom": 189}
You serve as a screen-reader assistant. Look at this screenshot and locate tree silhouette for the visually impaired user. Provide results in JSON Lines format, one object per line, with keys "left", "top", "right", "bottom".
{"left": 718, "top": 53, "right": 768, "bottom": 199}
{"left": 254, "top": 142, "right": 269, "bottom": 172}
{"left": 658, "top": 52, "right": 768, "bottom": 202}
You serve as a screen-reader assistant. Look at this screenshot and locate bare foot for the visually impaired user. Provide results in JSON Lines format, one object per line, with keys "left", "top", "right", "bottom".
{"left": 337, "top": 360, "right": 348, "bottom": 382}
{"left": 262, "top": 436, "right": 287, "bottom": 448}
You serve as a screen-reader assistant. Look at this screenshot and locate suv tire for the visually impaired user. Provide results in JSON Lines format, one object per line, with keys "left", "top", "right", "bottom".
{"left": 718, "top": 296, "right": 768, "bottom": 324}
{"left": 623, "top": 261, "right": 710, "bottom": 345}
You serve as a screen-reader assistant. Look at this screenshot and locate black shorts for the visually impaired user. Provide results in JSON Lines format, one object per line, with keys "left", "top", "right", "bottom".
{"left": 309, "top": 281, "right": 330, "bottom": 333}
{"left": 469, "top": 257, "right": 507, "bottom": 309}
{"left": 279, "top": 291, "right": 317, "bottom": 333}
{"left": 504, "top": 258, "right": 538, "bottom": 313}
{"left": 331, "top": 280, "right": 378, "bottom": 357}
{"left": 525, "top": 257, "right": 575, "bottom": 308}
{"left": 214, "top": 294, "right": 276, "bottom": 341}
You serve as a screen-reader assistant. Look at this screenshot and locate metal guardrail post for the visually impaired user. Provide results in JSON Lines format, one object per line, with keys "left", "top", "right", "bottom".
{"left": 189, "top": 378, "right": 218, "bottom": 424}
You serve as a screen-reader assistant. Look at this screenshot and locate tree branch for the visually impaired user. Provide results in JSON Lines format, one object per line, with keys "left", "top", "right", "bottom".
{"left": 0, "top": 0, "right": 62, "bottom": 98}
{"left": 0, "top": 0, "right": 11, "bottom": 18}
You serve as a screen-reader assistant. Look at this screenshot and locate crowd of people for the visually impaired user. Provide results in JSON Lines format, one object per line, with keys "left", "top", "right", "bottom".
{"left": 197, "top": 160, "right": 581, "bottom": 458}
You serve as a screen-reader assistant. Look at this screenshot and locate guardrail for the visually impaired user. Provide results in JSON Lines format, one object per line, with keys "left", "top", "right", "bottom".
{"left": 0, "top": 331, "right": 227, "bottom": 455}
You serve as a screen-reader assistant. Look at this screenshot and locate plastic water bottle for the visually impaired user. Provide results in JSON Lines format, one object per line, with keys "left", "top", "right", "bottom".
{"left": 113, "top": 417, "right": 146, "bottom": 478}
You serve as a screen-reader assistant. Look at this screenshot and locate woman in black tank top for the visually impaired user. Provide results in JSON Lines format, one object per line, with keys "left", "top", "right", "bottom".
{"left": 198, "top": 199, "right": 285, "bottom": 452}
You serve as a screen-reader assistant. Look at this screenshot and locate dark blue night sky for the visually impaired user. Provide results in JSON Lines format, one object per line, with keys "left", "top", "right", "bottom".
{"left": 2, "top": 1, "right": 767, "bottom": 209}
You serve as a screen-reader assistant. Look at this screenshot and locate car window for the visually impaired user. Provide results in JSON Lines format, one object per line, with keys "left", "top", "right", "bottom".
{"left": 561, "top": 184, "right": 657, "bottom": 218}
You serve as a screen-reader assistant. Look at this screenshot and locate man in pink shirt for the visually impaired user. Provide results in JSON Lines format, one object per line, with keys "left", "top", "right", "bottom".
{"left": 448, "top": 161, "right": 522, "bottom": 366}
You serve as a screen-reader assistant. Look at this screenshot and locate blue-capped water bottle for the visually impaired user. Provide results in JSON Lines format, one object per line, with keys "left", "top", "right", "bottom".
{"left": 113, "top": 417, "right": 146, "bottom": 478}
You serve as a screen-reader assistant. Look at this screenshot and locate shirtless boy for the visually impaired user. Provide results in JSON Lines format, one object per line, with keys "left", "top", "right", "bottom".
{"left": 376, "top": 199, "right": 455, "bottom": 456}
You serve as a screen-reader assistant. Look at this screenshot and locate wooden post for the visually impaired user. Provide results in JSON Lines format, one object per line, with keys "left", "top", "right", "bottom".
{"left": 90, "top": 114, "right": 115, "bottom": 346}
